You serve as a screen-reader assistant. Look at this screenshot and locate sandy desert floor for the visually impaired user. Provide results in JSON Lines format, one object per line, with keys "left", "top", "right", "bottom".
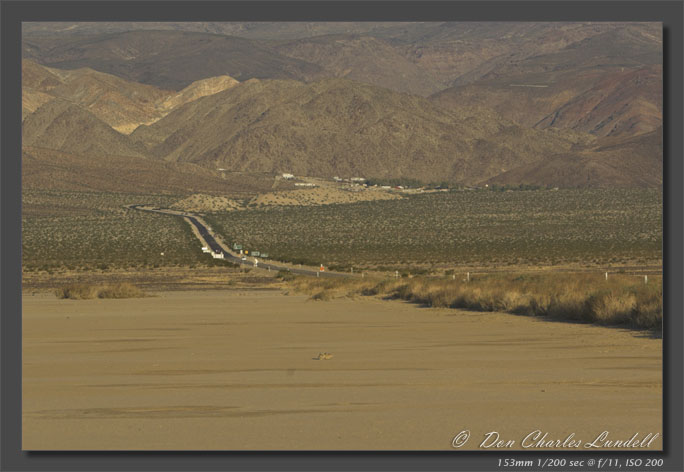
{"left": 22, "top": 289, "right": 662, "bottom": 450}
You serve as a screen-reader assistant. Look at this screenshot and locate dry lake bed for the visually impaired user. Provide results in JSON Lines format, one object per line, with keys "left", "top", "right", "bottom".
{"left": 23, "top": 289, "right": 662, "bottom": 450}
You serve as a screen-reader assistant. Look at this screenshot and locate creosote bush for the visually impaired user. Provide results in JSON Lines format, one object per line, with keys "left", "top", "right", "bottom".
{"left": 23, "top": 190, "right": 210, "bottom": 271}
{"left": 276, "top": 269, "right": 296, "bottom": 281}
{"left": 206, "top": 188, "right": 662, "bottom": 268}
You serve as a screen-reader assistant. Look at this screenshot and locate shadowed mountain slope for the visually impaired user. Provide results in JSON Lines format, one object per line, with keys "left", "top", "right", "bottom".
{"left": 22, "top": 30, "right": 327, "bottom": 90}
{"left": 533, "top": 66, "right": 662, "bottom": 137}
{"left": 439, "top": 23, "right": 661, "bottom": 87}
{"left": 484, "top": 128, "right": 662, "bottom": 188}
{"left": 431, "top": 24, "right": 661, "bottom": 138}
{"left": 23, "top": 23, "right": 661, "bottom": 100}
{"left": 271, "top": 34, "right": 443, "bottom": 96}
{"left": 22, "top": 21, "right": 418, "bottom": 40}
{"left": 433, "top": 64, "right": 662, "bottom": 138}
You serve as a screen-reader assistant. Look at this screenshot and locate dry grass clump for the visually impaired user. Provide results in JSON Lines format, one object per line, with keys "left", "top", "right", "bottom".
{"left": 54, "top": 284, "right": 100, "bottom": 300}
{"left": 632, "top": 284, "right": 663, "bottom": 329}
{"left": 585, "top": 292, "right": 636, "bottom": 325}
{"left": 54, "top": 283, "right": 146, "bottom": 300}
{"left": 362, "top": 278, "right": 405, "bottom": 296}
{"left": 291, "top": 276, "right": 383, "bottom": 300}
{"left": 288, "top": 273, "right": 662, "bottom": 330}
{"left": 275, "top": 269, "right": 296, "bottom": 281}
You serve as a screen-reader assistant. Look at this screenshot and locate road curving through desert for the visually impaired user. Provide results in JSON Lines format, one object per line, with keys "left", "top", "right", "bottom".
{"left": 127, "top": 204, "right": 348, "bottom": 278}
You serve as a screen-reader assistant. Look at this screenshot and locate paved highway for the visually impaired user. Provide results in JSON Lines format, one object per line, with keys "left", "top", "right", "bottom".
{"left": 127, "top": 204, "right": 349, "bottom": 278}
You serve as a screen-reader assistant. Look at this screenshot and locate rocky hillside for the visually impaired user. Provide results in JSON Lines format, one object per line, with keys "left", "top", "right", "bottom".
{"left": 431, "top": 25, "right": 661, "bottom": 138}
{"left": 271, "top": 34, "right": 443, "bottom": 96}
{"left": 130, "top": 77, "right": 591, "bottom": 184}
{"left": 484, "top": 128, "right": 662, "bottom": 188}
{"left": 433, "top": 64, "right": 662, "bottom": 138}
{"left": 22, "top": 60, "right": 240, "bottom": 133}
{"left": 22, "top": 98, "right": 149, "bottom": 158}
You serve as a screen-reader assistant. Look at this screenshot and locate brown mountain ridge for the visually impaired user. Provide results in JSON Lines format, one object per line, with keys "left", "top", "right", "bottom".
{"left": 22, "top": 60, "right": 240, "bottom": 133}
{"left": 129, "top": 77, "right": 597, "bottom": 184}
{"left": 484, "top": 127, "right": 662, "bottom": 188}
{"left": 22, "top": 98, "right": 149, "bottom": 159}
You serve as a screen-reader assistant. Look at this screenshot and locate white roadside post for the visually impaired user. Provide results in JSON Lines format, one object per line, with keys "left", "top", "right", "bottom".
{"left": 467, "top": 272, "right": 470, "bottom": 282}
{"left": 605, "top": 272, "right": 608, "bottom": 281}
{"left": 645, "top": 275, "right": 648, "bottom": 284}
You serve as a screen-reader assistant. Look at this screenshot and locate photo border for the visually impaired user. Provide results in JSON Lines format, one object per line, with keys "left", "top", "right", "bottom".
{"left": 2, "top": 1, "right": 682, "bottom": 471}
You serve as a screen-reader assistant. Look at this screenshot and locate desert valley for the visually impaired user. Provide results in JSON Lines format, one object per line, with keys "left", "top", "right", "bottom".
{"left": 21, "top": 21, "right": 662, "bottom": 450}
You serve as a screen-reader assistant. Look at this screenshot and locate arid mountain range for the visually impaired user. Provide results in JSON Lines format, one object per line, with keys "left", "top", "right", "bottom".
{"left": 22, "top": 60, "right": 239, "bottom": 133}
{"left": 22, "top": 22, "right": 662, "bottom": 191}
